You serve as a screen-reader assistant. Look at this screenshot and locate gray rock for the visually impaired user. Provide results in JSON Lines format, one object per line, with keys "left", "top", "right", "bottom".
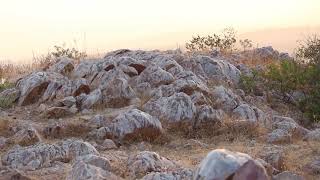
{"left": 49, "top": 57, "right": 74, "bottom": 76}
{"left": 304, "top": 128, "right": 320, "bottom": 141}
{"left": 267, "top": 129, "right": 292, "bottom": 144}
{"left": 143, "top": 92, "right": 196, "bottom": 124}
{"left": 16, "top": 72, "right": 67, "bottom": 106}
{"left": 136, "top": 65, "right": 175, "bottom": 88}
{"left": 193, "top": 149, "right": 267, "bottom": 180}
{"left": 232, "top": 104, "right": 265, "bottom": 123}
{"left": 273, "top": 171, "right": 305, "bottom": 180}
{"left": 81, "top": 88, "right": 102, "bottom": 110}
{"left": 56, "top": 96, "right": 76, "bottom": 107}
{"left": 194, "top": 149, "right": 250, "bottom": 180}
{"left": 141, "top": 168, "right": 193, "bottom": 180}
{"left": 102, "top": 77, "right": 136, "bottom": 108}
{"left": 259, "top": 146, "right": 285, "bottom": 171}
{"left": 196, "top": 56, "right": 241, "bottom": 84}
{"left": 194, "top": 105, "right": 224, "bottom": 127}
{"left": 95, "top": 109, "right": 162, "bottom": 141}
{"left": 2, "top": 139, "right": 98, "bottom": 170}
{"left": 127, "top": 151, "right": 178, "bottom": 178}
{"left": 212, "top": 86, "right": 240, "bottom": 112}
{"left": 67, "top": 157, "right": 121, "bottom": 180}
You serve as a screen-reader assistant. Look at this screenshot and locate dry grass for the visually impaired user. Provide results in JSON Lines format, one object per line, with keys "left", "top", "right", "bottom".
{"left": 0, "top": 118, "right": 10, "bottom": 137}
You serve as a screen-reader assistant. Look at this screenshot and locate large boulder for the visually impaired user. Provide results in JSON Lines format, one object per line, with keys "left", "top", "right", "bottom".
{"left": 135, "top": 65, "right": 174, "bottom": 88}
{"left": 196, "top": 56, "right": 241, "bottom": 84}
{"left": 102, "top": 77, "right": 136, "bottom": 108}
{"left": 1, "top": 139, "right": 98, "bottom": 170}
{"left": 143, "top": 92, "right": 196, "bottom": 124}
{"left": 16, "top": 72, "right": 67, "bottom": 106}
{"left": 193, "top": 149, "right": 268, "bottom": 180}
{"left": 212, "top": 86, "right": 240, "bottom": 112}
{"left": 232, "top": 104, "right": 265, "bottom": 123}
{"left": 94, "top": 109, "right": 163, "bottom": 141}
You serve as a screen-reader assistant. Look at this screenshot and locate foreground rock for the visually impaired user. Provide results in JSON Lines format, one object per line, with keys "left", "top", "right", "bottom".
{"left": 194, "top": 149, "right": 268, "bottom": 180}
{"left": 2, "top": 139, "right": 98, "bottom": 170}
{"left": 127, "top": 151, "right": 179, "bottom": 178}
{"left": 67, "top": 154, "right": 121, "bottom": 180}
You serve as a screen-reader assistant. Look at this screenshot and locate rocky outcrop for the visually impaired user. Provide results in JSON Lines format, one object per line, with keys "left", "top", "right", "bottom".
{"left": 193, "top": 149, "right": 268, "bottom": 180}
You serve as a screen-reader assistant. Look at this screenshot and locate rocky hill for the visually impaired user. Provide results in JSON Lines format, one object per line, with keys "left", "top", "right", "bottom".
{"left": 0, "top": 48, "right": 319, "bottom": 179}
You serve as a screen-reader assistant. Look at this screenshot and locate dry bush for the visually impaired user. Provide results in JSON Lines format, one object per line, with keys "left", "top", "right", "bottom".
{"left": 188, "top": 118, "right": 267, "bottom": 142}
{"left": 0, "top": 119, "right": 11, "bottom": 137}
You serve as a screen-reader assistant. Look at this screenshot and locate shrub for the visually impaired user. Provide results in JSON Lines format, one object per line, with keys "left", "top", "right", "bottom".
{"left": 33, "top": 44, "right": 87, "bottom": 70}
{"left": 186, "top": 28, "right": 237, "bottom": 53}
{"left": 262, "top": 60, "right": 304, "bottom": 100}
{"left": 0, "top": 82, "right": 16, "bottom": 109}
{"left": 260, "top": 34, "right": 320, "bottom": 122}
{"left": 239, "top": 70, "right": 260, "bottom": 94}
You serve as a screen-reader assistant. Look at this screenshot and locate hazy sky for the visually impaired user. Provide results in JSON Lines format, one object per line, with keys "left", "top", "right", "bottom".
{"left": 1, "top": 0, "right": 320, "bottom": 62}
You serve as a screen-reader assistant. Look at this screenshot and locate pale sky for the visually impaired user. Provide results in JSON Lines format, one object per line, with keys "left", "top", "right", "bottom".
{"left": 1, "top": 0, "right": 320, "bottom": 62}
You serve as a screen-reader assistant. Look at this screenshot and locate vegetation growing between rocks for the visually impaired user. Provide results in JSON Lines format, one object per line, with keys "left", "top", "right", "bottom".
{"left": 238, "top": 35, "right": 320, "bottom": 122}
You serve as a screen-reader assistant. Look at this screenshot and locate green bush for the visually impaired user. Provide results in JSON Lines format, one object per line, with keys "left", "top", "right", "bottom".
{"left": 239, "top": 70, "right": 260, "bottom": 94}
{"left": 0, "top": 82, "right": 16, "bottom": 109}
{"left": 262, "top": 60, "right": 304, "bottom": 100}
{"left": 260, "top": 34, "right": 320, "bottom": 122}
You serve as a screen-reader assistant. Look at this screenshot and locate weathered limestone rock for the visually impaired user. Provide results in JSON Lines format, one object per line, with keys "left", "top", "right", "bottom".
{"left": 127, "top": 151, "right": 178, "bottom": 178}
{"left": 49, "top": 57, "right": 74, "bottom": 76}
{"left": 102, "top": 77, "right": 136, "bottom": 108}
{"left": 193, "top": 105, "right": 224, "bottom": 128}
{"left": 143, "top": 92, "right": 196, "bottom": 124}
{"left": 80, "top": 88, "right": 102, "bottom": 110}
{"left": 1, "top": 139, "right": 98, "bottom": 170}
{"left": 95, "top": 109, "right": 163, "bottom": 141}
{"left": 193, "top": 149, "right": 268, "bottom": 180}
{"left": 212, "top": 86, "right": 240, "bottom": 112}
{"left": 136, "top": 65, "right": 174, "bottom": 88}
{"left": 232, "top": 104, "right": 265, "bottom": 123}
{"left": 67, "top": 154, "right": 121, "bottom": 180}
